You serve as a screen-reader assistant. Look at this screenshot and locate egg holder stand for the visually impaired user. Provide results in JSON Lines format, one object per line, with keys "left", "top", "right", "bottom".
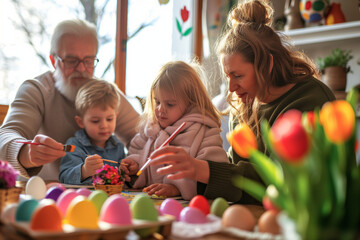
{"left": 9, "top": 215, "right": 174, "bottom": 240}
{"left": 171, "top": 214, "right": 284, "bottom": 239}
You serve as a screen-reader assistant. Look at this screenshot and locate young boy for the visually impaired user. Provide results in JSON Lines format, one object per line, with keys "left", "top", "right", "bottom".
{"left": 59, "top": 79, "right": 126, "bottom": 185}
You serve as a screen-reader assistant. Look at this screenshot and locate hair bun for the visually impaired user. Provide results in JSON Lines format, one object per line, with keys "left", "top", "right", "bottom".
{"left": 229, "top": 0, "right": 273, "bottom": 28}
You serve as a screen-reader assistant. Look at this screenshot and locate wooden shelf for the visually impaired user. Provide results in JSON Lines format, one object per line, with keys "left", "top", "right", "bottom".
{"left": 283, "top": 21, "right": 360, "bottom": 46}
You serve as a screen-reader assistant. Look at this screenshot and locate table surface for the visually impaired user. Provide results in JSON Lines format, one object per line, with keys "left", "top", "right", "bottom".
{"left": 0, "top": 181, "right": 265, "bottom": 240}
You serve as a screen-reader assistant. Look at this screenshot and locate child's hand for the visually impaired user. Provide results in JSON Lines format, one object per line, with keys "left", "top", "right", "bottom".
{"left": 143, "top": 183, "right": 180, "bottom": 198}
{"left": 81, "top": 154, "right": 103, "bottom": 180}
{"left": 120, "top": 158, "right": 139, "bottom": 176}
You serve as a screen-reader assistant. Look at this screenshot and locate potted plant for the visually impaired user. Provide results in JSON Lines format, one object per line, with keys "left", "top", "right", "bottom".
{"left": 317, "top": 48, "right": 353, "bottom": 93}
{"left": 227, "top": 89, "right": 360, "bottom": 239}
{"left": 92, "top": 164, "right": 125, "bottom": 196}
{"left": 0, "top": 160, "right": 22, "bottom": 212}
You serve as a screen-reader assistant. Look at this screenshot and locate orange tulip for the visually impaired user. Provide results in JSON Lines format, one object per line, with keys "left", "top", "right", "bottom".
{"left": 227, "top": 123, "right": 257, "bottom": 158}
{"left": 319, "top": 100, "right": 355, "bottom": 143}
{"left": 271, "top": 109, "right": 309, "bottom": 163}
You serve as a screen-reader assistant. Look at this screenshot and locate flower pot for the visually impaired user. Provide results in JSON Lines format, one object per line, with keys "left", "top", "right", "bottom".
{"left": 322, "top": 66, "right": 347, "bottom": 91}
{"left": 0, "top": 187, "right": 22, "bottom": 212}
{"left": 94, "top": 184, "right": 123, "bottom": 196}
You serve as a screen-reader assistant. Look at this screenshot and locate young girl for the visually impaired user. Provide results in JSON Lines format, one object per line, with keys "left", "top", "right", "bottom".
{"left": 59, "top": 79, "right": 126, "bottom": 185}
{"left": 122, "top": 61, "right": 229, "bottom": 200}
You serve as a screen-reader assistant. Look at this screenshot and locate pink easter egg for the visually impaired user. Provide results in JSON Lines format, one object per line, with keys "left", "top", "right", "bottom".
{"left": 56, "top": 189, "right": 79, "bottom": 217}
{"left": 179, "top": 207, "right": 208, "bottom": 224}
{"left": 76, "top": 188, "right": 92, "bottom": 197}
{"left": 159, "top": 198, "right": 184, "bottom": 221}
{"left": 100, "top": 194, "right": 132, "bottom": 225}
{"left": 46, "top": 182, "right": 66, "bottom": 191}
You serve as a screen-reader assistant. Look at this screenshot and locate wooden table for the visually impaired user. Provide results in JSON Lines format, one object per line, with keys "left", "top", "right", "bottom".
{"left": 0, "top": 181, "right": 265, "bottom": 240}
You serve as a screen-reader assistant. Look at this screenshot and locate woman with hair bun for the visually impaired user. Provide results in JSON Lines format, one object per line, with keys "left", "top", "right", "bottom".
{"left": 147, "top": 0, "right": 335, "bottom": 204}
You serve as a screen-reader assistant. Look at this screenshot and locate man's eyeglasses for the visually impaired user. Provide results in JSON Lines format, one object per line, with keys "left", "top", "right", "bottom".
{"left": 55, "top": 56, "right": 99, "bottom": 69}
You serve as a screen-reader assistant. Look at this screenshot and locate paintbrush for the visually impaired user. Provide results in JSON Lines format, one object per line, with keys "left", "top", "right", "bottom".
{"left": 136, "top": 122, "right": 186, "bottom": 176}
{"left": 102, "top": 159, "right": 128, "bottom": 165}
{"left": 16, "top": 140, "right": 76, "bottom": 152}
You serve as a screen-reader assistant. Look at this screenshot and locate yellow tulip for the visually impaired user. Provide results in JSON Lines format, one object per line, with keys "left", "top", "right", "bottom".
{"left": 227, "top": 123, "right": 258, "bottom": 158}
{"left": 319, "top": 100, "right": 355, "bottom": 143}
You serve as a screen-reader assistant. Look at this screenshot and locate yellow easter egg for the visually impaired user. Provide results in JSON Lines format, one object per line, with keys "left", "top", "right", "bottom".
{"left": 65, "top": 196, "right": 98, "bottom": 229}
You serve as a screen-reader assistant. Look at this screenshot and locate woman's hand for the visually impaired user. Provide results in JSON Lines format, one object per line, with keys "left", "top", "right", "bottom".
{"left": 82, "top": 154, "right": 103, "bottom": 180}
{"left": 149, "top": 146, "right": 210, "bottom": 183}
{"left": 143, "top": 183, "right": 180, "bottom": 198}
{"left": 18, "top": 134, "right": 66, "bottom": 168}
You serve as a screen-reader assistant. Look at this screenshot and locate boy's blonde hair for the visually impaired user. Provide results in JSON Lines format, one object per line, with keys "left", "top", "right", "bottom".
{"left": 75, "top": 79, "right": 121, "bottom": 117}
{"left": 141, "top": 61, "right": 221, "bottom": 127}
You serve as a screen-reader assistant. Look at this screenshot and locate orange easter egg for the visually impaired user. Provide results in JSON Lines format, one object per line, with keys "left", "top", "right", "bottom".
{"left": 30, "top": 205, "right": 62, "bottom": 231}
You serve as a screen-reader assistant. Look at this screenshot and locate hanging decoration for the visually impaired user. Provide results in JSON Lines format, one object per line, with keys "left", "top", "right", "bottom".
{"left": 176, "top": 6, "right": 193, "bottom": 39}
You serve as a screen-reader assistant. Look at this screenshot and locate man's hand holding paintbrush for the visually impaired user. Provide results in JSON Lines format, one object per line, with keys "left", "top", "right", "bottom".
{"left": 17, "top": 134, "right": 72, "bottom": 168}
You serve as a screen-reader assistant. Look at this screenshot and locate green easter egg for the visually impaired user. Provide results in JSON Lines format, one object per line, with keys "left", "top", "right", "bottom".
{"left": 210, "top": 197, "right": 229, "bottom": 217}
{"left": 88, "top": 190, "right": 108, "bottom": 215}
{"left": 130, "top": 194, "right": 159, "bottom": 237}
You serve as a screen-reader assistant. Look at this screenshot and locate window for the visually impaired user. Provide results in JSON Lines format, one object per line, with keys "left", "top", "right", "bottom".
{"left": 0, "top": 0, "right": 197, "bottom": 112}
{"left": 0, "top": 0, "right": 118, "bottom": 104}
{"left": 125, "top": 0, "right": 195, "bottom": 112}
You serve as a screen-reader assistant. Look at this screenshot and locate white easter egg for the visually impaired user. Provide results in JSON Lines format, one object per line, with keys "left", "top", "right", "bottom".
{"left": 26, "top": 176, "right": 47, "bottom": 200}
{"left": 1, "top": 203, "right": 18, "bottom": 224}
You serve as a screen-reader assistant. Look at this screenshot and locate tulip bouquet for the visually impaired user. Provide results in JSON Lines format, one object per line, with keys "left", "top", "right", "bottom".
{"left": 227, "top": 89, "right": 360, "bottom": 239}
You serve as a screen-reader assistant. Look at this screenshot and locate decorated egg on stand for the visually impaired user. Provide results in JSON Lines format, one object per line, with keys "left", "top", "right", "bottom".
{"left": 299, "top": 0, "right": 329, "bottom": 26}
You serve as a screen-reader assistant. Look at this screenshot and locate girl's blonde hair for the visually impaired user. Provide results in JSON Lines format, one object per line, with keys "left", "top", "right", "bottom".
{"left": 216, "top": 0, "right": 318, "bottom": 135}
{"left": 141, "top": 60, "right": 221, "bottom": 127}
{"left": 75, "top": 79, "right": 121, "bottom": 117}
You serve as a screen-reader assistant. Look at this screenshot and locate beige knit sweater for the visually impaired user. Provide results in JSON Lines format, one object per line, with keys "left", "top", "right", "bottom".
{"left": 0, "top": 71, "right": 140, "bottom": 180}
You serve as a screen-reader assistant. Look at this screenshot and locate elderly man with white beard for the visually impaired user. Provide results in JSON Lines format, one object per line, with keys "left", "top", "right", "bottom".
{"left": 0, "top": 19, "right": 140, "bottom": 181}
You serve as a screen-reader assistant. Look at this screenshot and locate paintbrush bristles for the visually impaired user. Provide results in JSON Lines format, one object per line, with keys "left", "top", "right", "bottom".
{"left": 63, "top": 145, "right": 76, "bottom": 152}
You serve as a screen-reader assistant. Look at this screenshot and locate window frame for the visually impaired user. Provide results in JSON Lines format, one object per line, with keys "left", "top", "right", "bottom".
{"left": 114, "top": 0, "right": 203, "bottom": 94}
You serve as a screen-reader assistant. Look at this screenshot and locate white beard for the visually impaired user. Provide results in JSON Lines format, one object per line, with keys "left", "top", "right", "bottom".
{"left": 53, "top": 68, "right": 92, "bottom": 102}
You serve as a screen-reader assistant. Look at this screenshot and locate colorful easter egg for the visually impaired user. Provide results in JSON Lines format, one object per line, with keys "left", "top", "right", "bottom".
{"left": 30, "top": 204, "right": 63, "bottom": 231}
{"left": 179, "top": 207, "right": 208, "bottom": 224}
{"left": 16, "top": 198, "right": 39, "bottom": 222}
{"left": 56, "top": 189, "right": 79, "bottom": 217}
{"left": 210, "top": 197, "right": 229, "bottom": 217}
{"left": 88, "top": 190, "right": 108, "bottom": 215}
{"left": 159, "top": 198, "right": 183, "bottom": 221}
{"left": 45, "top": 186, "right": 64, "bottom": 202}
{"left": 189, "top": 195, "right": 210, "bottom": 215}
{"left": 66, "top": 196, "right": 98, "bottom": 229}
{"left": 300, "top": 0, "right": 329, "bottom": 24}
{"left": 222, "top": 205, "right": 256, "bottom": 231}
{"left": 130, "top": 194, "right": 158, "bottom": 237}
{"left": 76, "top": 188, "right": 92, "bottom": 197}
{"left": 46, "top": 182, "right": 66, "bottom": 191}
{"left": 25, "top": 176, "right": 47, "bottom": 200}
{"left": 1, "top": 203, "right": 18, "bottom": 224}
{"left": 100, "top": 194, "right": 132, "bottom": 225}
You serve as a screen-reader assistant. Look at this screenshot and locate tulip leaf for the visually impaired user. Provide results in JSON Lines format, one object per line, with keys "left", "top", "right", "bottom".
{"left": 249, "top": 150, "right": 283, "bottom": 188}
{"left": 232, "top": 175, "right": 266, "bottom": 202}
{"left": 183, "top": 27, "right": 193, "bottom": 36}
{"left": 176, "top": 18, "right": 182, "bottom": 34}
